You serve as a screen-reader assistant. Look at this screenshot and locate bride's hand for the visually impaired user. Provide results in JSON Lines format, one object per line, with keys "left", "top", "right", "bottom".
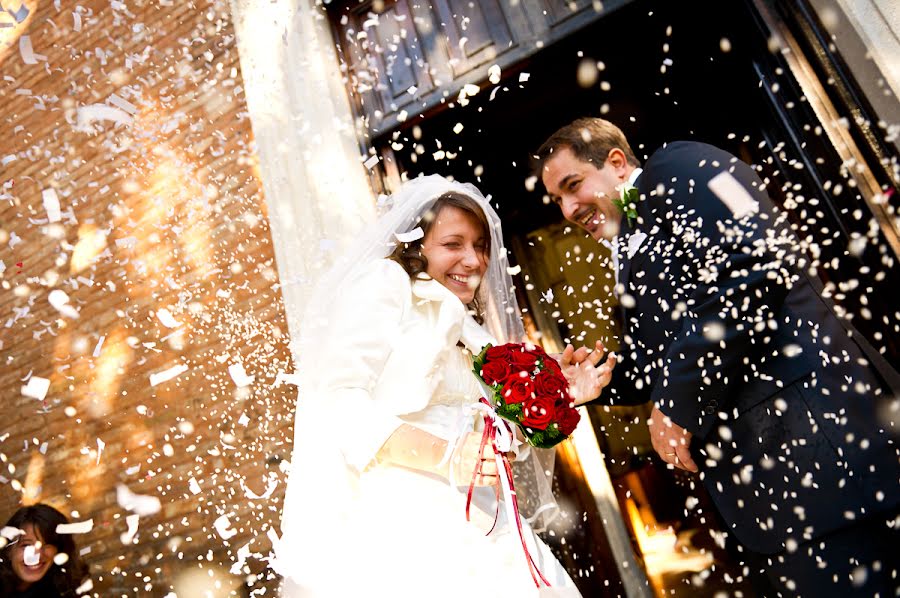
{"left": 451, "top": 432, "right": 499, "bottom": 486}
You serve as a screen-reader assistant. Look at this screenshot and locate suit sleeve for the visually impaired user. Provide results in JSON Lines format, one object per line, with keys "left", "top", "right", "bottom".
{"left": 311, "top": 260, "right": 409, "bottom": 471}
{"left": 645, "top": 146, "right": 800, "bottom": 437}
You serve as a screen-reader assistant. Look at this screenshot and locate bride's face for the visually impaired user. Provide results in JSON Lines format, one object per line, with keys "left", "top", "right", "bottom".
{"left": 420, "top": 205, "right": 488, "bottom": 304}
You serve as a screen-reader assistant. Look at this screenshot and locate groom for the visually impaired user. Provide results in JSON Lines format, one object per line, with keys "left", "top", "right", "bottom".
{"left": 538, "top": 117, "right": 900, "bottom": 595}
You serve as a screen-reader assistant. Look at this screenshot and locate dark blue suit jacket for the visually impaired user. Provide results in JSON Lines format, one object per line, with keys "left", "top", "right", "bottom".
{"left": 604, "top": 141, "right": 899, "bottom": 553}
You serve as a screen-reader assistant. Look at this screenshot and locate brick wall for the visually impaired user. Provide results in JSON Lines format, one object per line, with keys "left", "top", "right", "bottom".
{"left": 0, "top": 1, "right": 294, "bottom": 595}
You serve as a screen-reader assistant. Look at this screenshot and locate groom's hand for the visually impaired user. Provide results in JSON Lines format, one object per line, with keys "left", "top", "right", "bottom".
{"left": 559, "top": 340, "right": 616, "bottom": 406}
{"left": 648, "top": 406, "right": 698, "bottom": 472}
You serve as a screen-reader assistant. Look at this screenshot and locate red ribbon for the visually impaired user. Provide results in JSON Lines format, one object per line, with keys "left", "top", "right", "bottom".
{"left": 466, "top": 397, "right": 551, "bottom": 588}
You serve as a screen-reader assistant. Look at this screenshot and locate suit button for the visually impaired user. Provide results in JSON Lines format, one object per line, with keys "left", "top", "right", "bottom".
{"left": 703, "top": 404, "right": 717, "bottom": 416}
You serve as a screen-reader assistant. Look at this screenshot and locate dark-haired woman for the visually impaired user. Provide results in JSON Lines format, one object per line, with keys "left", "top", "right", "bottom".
{"left": 0, "top": 504, "right": 88, "bottom": 598}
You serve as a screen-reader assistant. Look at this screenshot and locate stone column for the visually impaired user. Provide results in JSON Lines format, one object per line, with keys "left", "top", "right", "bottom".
{"left": 229, "top": 0, "right": 375, "bottom": 361}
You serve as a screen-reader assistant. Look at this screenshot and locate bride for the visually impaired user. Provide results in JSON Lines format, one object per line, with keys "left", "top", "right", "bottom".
{"left": 274, "top": 175, "right": 610, "bottom": 596}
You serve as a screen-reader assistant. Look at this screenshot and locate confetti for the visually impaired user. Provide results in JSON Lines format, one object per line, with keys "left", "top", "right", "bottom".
{"left": 42, "top": 188, "right": 61, "bottom": 223}
{"left": 75, "top": 104, "right": 134, "bottom": 132}
{"left": 21, "top": 376, "right": 50, "bottom": 400}
{"left": 48, "top": 289, "right": 79, "bottom": 319}
{"left": 23, "top": 545, "right": 39, "bottom": 566}
{"left": 120, "top": 514, "right": 139, "bottom": 545}
{"left": 227, "top": 362, "right": 255, "bottom": 387}
{"left": 213, "top": 514, "right": 237, "bottom": 540}
{"left": 149, "top": 364, "right": 188, "bottom": 386}
{"left": 394, "top": 227, "right": 424, "bottom": 243}
{"left": 708, "top": 171, "right": 758, "bottom": 218}
{"left": 56, "top": 519, "right": 94, "bottom": 535}
{"left": 156, "top": 308, "right": 181, "bottom": 328}
{"left": 116, "top": 484, "right": 162, "bottom": 516}
{"left": 18, "top": 35, "right": 46, "bottom": 65}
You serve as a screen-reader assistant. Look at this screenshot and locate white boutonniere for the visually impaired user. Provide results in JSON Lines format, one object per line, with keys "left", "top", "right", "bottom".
{"left": 613, "top": 182, "right": 640, "bottom": 226}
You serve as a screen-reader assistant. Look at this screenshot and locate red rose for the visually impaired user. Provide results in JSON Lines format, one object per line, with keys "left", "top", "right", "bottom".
{"left": 486, "top": 343, "right": 520, "bottom": 362}
{"left": 480, "top": 360, "right": 511, "bottom": 386}
{"left": 542, "top": 355, "right": 563, "bottom": 375}
{"left": 509, "top": 348, "right": 539, "bottom": 372}
{"left": 501, "top": 374, "right": 533, "bottom": 405}
{"left": 532, "top": 370, "right": 567, "bottom": 400}
{"left": 556, "top": 406, "right": 581, "bottom": 436}
{"left": 521, "top": 395, "right": 556, "bottom": 430}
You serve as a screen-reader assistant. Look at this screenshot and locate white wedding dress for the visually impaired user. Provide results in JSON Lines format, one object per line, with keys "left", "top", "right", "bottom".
{"left": 275, "top": 176, "right": 583, "bottom": 597}
{"left": 278, "top": 342, "right": 582, "bottom": 597}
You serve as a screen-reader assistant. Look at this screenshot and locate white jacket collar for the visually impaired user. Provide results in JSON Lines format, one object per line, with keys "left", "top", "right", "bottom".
{"left": 411, "top": 276, "right": 497, "bottom": 353}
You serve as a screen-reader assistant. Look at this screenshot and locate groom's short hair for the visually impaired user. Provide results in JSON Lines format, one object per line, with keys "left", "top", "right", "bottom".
{"left": 535, "top": 117, "right": 640, "bottom": 174}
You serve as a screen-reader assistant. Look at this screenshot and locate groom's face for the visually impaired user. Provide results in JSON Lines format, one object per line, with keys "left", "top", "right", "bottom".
{"left": 542, "top": 147, "right": 624, "bottom": 241}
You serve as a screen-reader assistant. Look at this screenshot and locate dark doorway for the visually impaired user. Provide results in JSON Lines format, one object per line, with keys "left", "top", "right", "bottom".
{"left": 371, "top": 0, "right": 899, "bottom": 595}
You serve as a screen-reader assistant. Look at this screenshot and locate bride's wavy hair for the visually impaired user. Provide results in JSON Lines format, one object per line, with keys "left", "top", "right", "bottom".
{"left": 389, "top": 191, "right": 491, "bottom": 320}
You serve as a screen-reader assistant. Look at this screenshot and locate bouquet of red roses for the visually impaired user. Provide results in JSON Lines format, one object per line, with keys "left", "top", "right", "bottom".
{"left": 472, "top": 342, "right": 581, "bottom": 449}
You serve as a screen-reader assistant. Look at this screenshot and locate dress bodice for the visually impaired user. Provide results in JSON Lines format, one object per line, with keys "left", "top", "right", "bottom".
{"left": 398, "top": 346, "right": 483, "bottom": 441}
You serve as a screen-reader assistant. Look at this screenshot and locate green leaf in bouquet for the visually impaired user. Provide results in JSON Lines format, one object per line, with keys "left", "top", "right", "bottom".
{"left": 471, "top": 343, "right": 492, "bottom": 380}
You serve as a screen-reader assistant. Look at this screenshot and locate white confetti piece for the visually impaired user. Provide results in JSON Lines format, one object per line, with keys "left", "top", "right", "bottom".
{"left": 116, "top": 484, "right": 161, "bottom": 516}
{"left": 1, "top": 527, "right": 24, "bottom": 541}
{"left": 1, "top": 154, "right": 16, "bottom": 166}
{"left": 267, "top": 527, "right": 280, "bottom": 546}
{"left": 156, "top": 308, "right": 181, "bottom": 328}
{"left": 56, "top": 519, "right": 93, "bottom": 534}
{"left": 21, "top": 376, "right": 50, "bottom": 400}
{"left": 363, "top": 154, "right": 379, "bottom": 170}
{"left": 452, "top": 123, "right": 464, "bottom": 134}
{"left": 9, "top": 3, "right": 29, "bottom": 22}
{"left": 75, "top": 104, "right": 133, "bottom": 132}
{"left": 42, "top": 188, "right": 61, "bottom": 222}
{"left": 96, "top": 438, "right": 104, "bottom": 465}
{"left": 120, "top": 514, "right": 139, "bottom": 545}
{"left": 23, "top": 545, "right": 39, "bottom": 566}
{"left": 75, "top": 579, "right": 93, "bottom": 595}
{"left": 115, "top": 236, "right": 137, "bottom": 249}
{"left": 19, "top": 36, "right": 46, "bottom": 65}
{"left": 462, "top": 83, "right": 480, "bottom": 96}
{"left": 214, "top": 515, "right": 237, "bottom": 540}
{"left": 230, "top": 542, "right": 252, "bottom": 575}
{"left": 394, "top": 227, "right": 424, "bottom": 243}
{"left": 708, "top": 171, "right": 759, "bottom": 218}
{"left": 488, "top": 64, "right": 501, "bottom": 84}
{"left": 107, "top": 93, "right": 137, "bottom": 115}
{"left": 188, "top": 477, "right": 201, "bottom": 495}
{"left": 92, "top": 335, "right": 105, "bottom": 357}
{"left": 49, "top": 289, "right": 79, "bottom": 319}
{"left": 237, "top": 412, "right": 250, "bottom": 427}
{"left": 519, "top": 72, "right": 530, "bottom": 82}
{"left": 73, "top": 11, "right": 82, "bottom": 31}
{"left": 241, "top": 476, "right": 277, "bottom": 500}
{"left": 149, "top": 363, "right": 188, "bottom": 386}
{"left": 506, "top": 265, "right": 522, "bottom": 276}
{"left": 228, "top": 363, "right": 255, "bottom": 388}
